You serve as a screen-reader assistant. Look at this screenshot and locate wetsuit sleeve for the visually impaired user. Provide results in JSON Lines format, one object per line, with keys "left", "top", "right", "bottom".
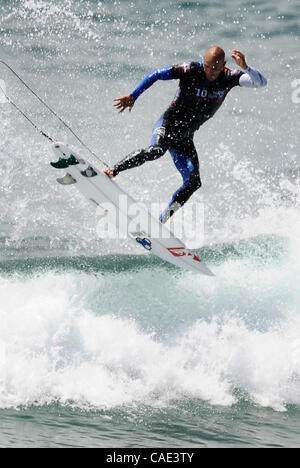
{"left": 239, "top": 66, "right": 267, "bottom": 88}
{"left": 130, "top": 67, "right": 174, "bottom": 101}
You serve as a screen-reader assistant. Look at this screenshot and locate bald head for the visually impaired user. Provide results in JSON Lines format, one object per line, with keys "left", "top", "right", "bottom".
{"left": 204, "top": 46, "right": 225, "bottom": 63}
{"left": 203, "top": 46, "right": 226, "bottom": 81}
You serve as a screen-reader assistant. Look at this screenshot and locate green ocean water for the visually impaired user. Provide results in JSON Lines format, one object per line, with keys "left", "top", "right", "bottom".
{"left": 1, "top": 0, "right": 300, "bottom": 448}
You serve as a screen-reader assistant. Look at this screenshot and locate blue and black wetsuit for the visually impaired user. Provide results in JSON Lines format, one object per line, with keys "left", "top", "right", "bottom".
{"left": 112, "top": 61, "right": 267, "bottom": 223}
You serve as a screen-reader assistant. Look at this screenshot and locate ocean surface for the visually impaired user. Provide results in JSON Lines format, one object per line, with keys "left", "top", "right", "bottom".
{"left": 0, "top": 0, "right": 300, "bottom": 448}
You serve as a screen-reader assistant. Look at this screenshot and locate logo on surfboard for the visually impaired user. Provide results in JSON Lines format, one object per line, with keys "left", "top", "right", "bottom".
{"left": 136, "top": 237, "right": 152, "bottom": 251}
{"left": 167, "top": 247, "right": 201, "bottom": 263}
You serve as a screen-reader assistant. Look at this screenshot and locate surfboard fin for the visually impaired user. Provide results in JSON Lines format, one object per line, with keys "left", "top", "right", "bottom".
{"left": 51, "top": 154, "right": 79, "bottom": 169}
{"left": 56, "top": 173, "right": 77, "bottom": 185}
{"left": 81, "top": 166, "right": 97, "bottom": 178}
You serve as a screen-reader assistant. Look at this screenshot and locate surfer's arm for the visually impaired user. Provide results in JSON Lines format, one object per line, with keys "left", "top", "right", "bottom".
{"left": 231, "top": 50, "right": 267, "bottom": 88}
{"left": 113, "top": 67, "right": 174, "bottom": 113}
{"left": 130, "top": 67, "right": 174, "bottom": 101}
{"left": 239, "top": 66, "right": 267, "bottom": 88}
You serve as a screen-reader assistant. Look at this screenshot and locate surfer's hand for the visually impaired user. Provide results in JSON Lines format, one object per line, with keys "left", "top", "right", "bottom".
{"left": 231, "top": 50, "right": 248, "bottom": 70}
{"left": 113, "top": 95, "right": 135, "bottom": 113}
{"left": 102, "top": 168, "right": 115, "bottom": 179}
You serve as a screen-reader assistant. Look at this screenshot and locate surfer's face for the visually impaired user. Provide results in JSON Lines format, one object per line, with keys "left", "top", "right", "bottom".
{"left": 203, "top": 56, "right": 225, "bottom": 81}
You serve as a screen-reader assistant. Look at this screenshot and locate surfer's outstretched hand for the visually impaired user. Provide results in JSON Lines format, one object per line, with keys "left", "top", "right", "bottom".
{"left": 113, "top": 94, "right": 135, "bottom": 113}
{"left": 231, "top": 50, "right": 248, "bottom": 70}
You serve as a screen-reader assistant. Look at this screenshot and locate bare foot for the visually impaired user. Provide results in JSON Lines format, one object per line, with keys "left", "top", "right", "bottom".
{"left": 102, "top": 168, "right": 115, "bottom": 179}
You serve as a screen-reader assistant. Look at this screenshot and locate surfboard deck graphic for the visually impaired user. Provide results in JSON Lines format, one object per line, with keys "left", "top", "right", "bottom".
{"left": 51, "top": 142, "right": 214, "bottom": 276}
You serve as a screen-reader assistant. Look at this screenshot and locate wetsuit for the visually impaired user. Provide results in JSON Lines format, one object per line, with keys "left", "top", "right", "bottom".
{"left": 113, "top": 61, "right": 267, "bottom": 223}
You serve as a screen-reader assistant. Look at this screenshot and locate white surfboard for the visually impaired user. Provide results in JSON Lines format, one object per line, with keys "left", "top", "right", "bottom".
{"left": 51, "top": 142, "right": 214, "bottom": 276}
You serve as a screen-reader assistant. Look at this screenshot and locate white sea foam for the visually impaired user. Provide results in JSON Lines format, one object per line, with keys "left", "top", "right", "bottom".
{"left": 0, "top": 239, "right": 299, "bottom": 413}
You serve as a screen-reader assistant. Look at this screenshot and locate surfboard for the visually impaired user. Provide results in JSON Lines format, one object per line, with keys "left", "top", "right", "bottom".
{"left": 51, "top": 142, "right": 214, "bottom": 276}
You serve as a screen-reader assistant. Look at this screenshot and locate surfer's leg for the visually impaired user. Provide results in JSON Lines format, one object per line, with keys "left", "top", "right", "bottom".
{"left": 111, "top": 115, "right": 168, "bottom": 177}
{"left": 159, "top": 142, "right": 201, "bottom": 224}
{"left": 112, "top": 146, "right": 165, "bottom": 176}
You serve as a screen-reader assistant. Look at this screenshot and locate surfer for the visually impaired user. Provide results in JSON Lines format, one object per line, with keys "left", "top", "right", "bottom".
{"left": 103, "top": 47, "right": 267, "bottom": 223}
